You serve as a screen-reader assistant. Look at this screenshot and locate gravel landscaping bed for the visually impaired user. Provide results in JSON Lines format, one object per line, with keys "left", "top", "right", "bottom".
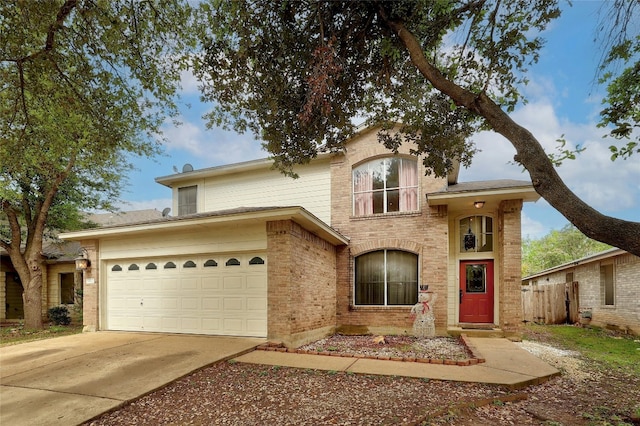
{"left": 84, "top": 331, "right": 640, "bottom": 425}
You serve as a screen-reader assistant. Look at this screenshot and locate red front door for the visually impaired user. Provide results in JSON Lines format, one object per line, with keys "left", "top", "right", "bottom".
{"left": 459, "top": 260, "right": 494, "bottom": 323}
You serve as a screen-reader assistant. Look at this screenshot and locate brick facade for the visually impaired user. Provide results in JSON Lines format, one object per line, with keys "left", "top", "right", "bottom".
{"left": 330, "top": 129, "right": 450, "bottom": 334}
{"left": 79, "top": 240, "right": 99, "bottom": 332}
{"left": 267, "top": 220, "right": 338, "bottom": 347}
{"left": 497, "top": 199, "right": 523, "bottom": 331}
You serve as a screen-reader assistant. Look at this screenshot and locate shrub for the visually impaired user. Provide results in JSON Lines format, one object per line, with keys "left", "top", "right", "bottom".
{"left": 48, "top": 306, "right": 71, "bottom": 326}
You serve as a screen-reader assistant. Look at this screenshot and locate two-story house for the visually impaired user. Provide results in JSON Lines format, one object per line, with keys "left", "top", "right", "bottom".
{"left": 61, "top": 125, "right": 539, "bottom": 346}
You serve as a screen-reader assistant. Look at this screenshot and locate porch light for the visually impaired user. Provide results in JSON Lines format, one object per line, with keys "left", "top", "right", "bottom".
{"left": 473, "top": 201, "right": 485, "bottom": 209}
{"left": 75, "top": 248, "right": 91, "bottom": 271}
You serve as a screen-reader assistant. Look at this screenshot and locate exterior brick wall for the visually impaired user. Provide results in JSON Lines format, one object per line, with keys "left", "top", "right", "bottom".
{"left": 523, "top": 251, "right": 640, "bottom": 335}
{"left": 80, "top": 240, "right": 99, "bottom": 332}
{"left": 267, "top": 220, "right": 338, "bottom": 347}
{"left": 330, "top": 128, "right": 450, "bottom": 334}
{"left": 497, "top": 199, "right": 523, "bottom": 331}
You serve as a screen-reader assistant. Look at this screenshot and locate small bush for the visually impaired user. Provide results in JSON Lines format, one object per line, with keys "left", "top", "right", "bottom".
{"left": 48, "top": 306, "right": 71, "bottom": 326}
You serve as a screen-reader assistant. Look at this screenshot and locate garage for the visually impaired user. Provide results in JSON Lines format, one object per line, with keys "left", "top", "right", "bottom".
{"left": 105, "top": 253, "right": 267, "bottom": 337}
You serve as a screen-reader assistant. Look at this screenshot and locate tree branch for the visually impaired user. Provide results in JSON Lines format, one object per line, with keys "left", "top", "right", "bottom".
{"left": 381, "top": 13, "right": 640, "bottom": 256}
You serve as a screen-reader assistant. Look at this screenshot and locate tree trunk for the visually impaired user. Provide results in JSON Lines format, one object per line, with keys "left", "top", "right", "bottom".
{"left": 22, "top": 266, "right": 44, "bottom": 329}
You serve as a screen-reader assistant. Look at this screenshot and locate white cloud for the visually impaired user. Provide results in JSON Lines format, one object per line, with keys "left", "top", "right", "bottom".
{"left": 160, "top": 116, "right": 267, "bottom": 166}
{"left": 521, "top": 212, "right": 549, "bottom": 239}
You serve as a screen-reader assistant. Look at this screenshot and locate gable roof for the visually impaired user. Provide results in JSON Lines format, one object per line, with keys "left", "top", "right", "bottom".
{"left": 523, "top": 247, "right": 626, "bottom": 280}
{"left": 426, "top": 179, "right": 540, "bottom": 210}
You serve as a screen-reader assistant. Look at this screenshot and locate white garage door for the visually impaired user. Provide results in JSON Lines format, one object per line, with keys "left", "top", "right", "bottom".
{"left": 105, "top": 254, "right": 267, "bottom": 337}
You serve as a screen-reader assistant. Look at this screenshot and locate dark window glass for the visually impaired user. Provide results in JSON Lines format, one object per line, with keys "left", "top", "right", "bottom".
{"left": 226, "top": 258, "right": 240, "bottom": 266}
{"left": 128, "top": 264, "right": 139, "bottom": 271}
{"left": 355, "top": 250, "right": 417, "bottom": 306}
{"left": 111, "top": 265, "right": 122, "bottom": 272}
{"left": 249, "top": 256, "right": 265, "bottom": 265}
{"left": 183, "top": 260, "right": 197, "bottom": 268}
{"left": 178, "top": 186, "right": 197, "bottom": 216}
{"left": 204, "top": 259, "right": 218, "bottom": 267}
{"left": 164, "top": 262, "right": 177, "bottom": 269}
{"left": 145, "top": 263, "right": 157, "bottom": 270}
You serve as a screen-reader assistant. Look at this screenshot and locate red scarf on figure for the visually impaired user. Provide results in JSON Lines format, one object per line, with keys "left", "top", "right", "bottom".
{"left": 420, "top": 301, "right": 430, "bottom": 314}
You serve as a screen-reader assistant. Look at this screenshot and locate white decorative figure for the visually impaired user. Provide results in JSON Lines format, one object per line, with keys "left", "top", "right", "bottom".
{"left": 410, "top": 291, "right": 437, "bottom": 337}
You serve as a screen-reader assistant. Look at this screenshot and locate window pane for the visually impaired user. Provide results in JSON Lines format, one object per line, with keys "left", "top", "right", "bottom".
{"left": 355, "top": 251, "right": 385, "bottom": 305}
{"left": 386, "top": 251, "right": 417, "bottom": 305}
{"left": 460, "top": 216, "right": 493, "bottom": 253}
{"left": 386, "top": 189, "right": 399, "bottom": 212}
{"left": 600, "top": 264, "right": 614, "bottom": 305}
{"left": 466, "top": 264, "right": 486, "bottom": 293}
{"left": 372, "top": 160, "right": 385, "bottom": 190}
{"left": 372, "top": 191, "right": 384, "bottom": 214}
{"left": 60, "top": 273, "right": 75, "bottom": 304}
{"left": 385, "top": 158, "right": 400, "bottom": 189}
{"left": 353, "top": 158, "right": 417, "bottom": 216}
{"left": 178, "top": 186, "right": 197, "bottom": 216}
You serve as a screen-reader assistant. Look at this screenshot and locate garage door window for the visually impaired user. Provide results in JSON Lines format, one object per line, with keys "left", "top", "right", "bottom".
{"left": 183, "top": 260, "right": 197, "bottom": 268}
{"left": 145, "top": 263, "right": 157, "bottom": 270}
{"left": 164, "top": 262, "right": 176, "bottom": 269}
{"left": 226, "top": 258, "right": 241, "bottom": 266}
{"left": 128, "top": 264, "right": 140, "bottom": 271}
{"left": 204, "top": 259, "right": 218, "bottom": 267}
{"left": 112, "top": 265, "right": 122, "bottom": 272}
{"left": 249, "top": 256, "right": 265, "bottom": 265}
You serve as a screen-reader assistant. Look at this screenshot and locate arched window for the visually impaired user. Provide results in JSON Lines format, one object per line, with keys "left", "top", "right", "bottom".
{"left": 249, "top": 256, "right": 265, "bottom": 265}
{"left": 111, "top": 265, "right": 122, "bottom": 272}
{"left": 460, "top": 216, "right": 493, "bottom": 253}
{"left": 226, "top": 258, "right": 240, "bottom": 266}
{"left": 354, "top": 250, "right": 418, "bottom": 306}
{"left": 183, "top": 260, "right": 197, "bottom": 268}
{"left": 128, "top": 264, "right": 140, "bottom": 271}
{"left": 353, "top": 157, "right": 418, "bottom": 216}
{"left": 204, "top": 259, "right": 218, "bottom": 267}
{"left": 145, "top": 263, "right": 157, "bottom": 270}
{"left": 164, "top": 262, "right": 177, "bottom": 269}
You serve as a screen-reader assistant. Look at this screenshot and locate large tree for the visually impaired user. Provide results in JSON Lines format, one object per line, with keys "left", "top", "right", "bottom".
{"left": 0, "top": 0, "right": 196, "bottom": 329}
{"left": 522, "top": 224, "right": 612, "bottom": 277}
{"left": 195, "top": 0, "right": 640, "bottom": 256}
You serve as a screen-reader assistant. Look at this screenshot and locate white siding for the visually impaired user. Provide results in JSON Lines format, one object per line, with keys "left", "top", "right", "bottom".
{"left": 99, "top": 223, "right": 267, "bottom": 260}
{"left": 199, "top": 160, "right": 331, "bottom": 223}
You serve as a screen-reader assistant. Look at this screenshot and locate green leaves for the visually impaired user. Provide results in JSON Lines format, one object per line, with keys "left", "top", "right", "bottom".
{"left": 196, "top": 0, "right": 560, "bottom": 176}
{"left": 1, "top": 0, "right": 195, "bottom": 240}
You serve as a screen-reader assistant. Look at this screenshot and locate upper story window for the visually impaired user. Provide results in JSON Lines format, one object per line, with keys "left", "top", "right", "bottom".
{"left": 460, "top": 215, "right": 493, "bottom": 253}
{"left": 353, "top": 157, "right": 418, "bottom": 216}
{"left": 178, "top": 185, "right": 197, "bottom": 216}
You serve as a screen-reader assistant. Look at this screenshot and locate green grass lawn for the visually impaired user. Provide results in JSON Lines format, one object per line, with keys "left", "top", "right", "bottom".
{"left": 525, "top": 324, "right": 640, "bottom": 375}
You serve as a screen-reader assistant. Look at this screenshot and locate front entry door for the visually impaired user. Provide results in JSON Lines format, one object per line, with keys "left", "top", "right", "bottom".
{"left": 459, "top": 260, "right": 494, "bottom": 323}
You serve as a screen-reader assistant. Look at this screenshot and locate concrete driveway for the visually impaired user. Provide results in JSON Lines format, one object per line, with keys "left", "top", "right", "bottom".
{"left": 0, "top": 332, "right": 264, "bottom": 426}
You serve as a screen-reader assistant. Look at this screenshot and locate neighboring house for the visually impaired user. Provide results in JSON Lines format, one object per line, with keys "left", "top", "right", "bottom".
{"left": 60, "top": 126, "right": 539, "bottom": 346}
{"left": 0, "top": 209, "right": 163, "bottom": 322}
{"left": 522, "top": 248, "right": 640, "bottom": 335}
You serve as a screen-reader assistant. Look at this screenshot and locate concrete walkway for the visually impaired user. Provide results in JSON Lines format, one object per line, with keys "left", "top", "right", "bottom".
{"left": 1, "top": 333, "right": 559, "bottom": 426}
{"left": 0, "top": 332, "right": 264, "bottom": 426}
{"left": 234, "top": 337, "right": 560, "bottom": 389}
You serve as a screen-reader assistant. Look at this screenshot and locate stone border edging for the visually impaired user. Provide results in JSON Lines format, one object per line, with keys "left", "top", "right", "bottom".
{"left": 255, "top": 333, "right": 486, "bottom": 366}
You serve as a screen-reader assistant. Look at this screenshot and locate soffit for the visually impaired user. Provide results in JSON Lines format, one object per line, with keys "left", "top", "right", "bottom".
{"left": 426, "top": 179, "right": 540, "bottom": 210}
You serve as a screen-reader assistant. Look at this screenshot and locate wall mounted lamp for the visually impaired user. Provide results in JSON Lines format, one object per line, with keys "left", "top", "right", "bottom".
{"left": 473, "top": 201, "right": 485, "bottom": 209}
{"left": 75, "top": 248, "right": 91, "bottom": 271}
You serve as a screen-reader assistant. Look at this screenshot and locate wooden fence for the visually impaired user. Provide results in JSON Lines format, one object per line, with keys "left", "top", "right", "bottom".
{"left": 521, "top": 281, "right": 580, "bottom": 324}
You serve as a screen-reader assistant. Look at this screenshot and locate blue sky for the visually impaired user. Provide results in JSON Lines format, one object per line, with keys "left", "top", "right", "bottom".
{"left": 121, "top": 1, "right": 640, "bottom": 240}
